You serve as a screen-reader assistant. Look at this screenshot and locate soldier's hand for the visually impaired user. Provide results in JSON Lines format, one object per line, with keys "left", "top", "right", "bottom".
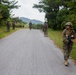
{"left": 71, "top": 35, "right": 75, "bottom": 39}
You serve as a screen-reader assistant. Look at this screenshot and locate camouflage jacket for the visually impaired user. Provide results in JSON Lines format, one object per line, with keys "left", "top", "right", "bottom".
{"left": 62, "top": 29, "right": 76, "bottom": 43}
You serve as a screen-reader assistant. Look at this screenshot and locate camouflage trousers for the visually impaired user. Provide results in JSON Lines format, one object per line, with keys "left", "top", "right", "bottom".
{"left": 44, "top": 28, "right": 48, "bottom": 36}
{"left": 6, "top": 27, "right": 10, "bottom": 32}
{"left": 63, "top": 41, "right": 73, "bottom": 61}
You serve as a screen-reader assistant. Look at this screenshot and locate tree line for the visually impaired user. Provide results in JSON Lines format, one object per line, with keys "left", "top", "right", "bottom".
{"left": 33, "top": 0, "right": 76, "bottom": 30}
{"left": 0, "top": 0, "right": 23, "bottom": 27}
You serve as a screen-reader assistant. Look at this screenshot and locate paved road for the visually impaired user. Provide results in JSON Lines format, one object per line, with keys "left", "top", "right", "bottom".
{"left": 0, "top": 29, "right": 76, "bottom": 75}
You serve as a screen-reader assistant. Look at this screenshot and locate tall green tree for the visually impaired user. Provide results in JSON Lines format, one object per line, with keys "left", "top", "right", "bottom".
{"left": 33, "top": 0, "right": 76, "bottom": 30}
{"left": 0, "top": 0, "right": 19, "bottom": 26}
{"left": 33, "top": 0, "right": 61, "bottom": 29}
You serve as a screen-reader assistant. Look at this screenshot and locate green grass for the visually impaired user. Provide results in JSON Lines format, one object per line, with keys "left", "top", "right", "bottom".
{"left": 0, "top": 26, "right": 20, "bottom": 39}
{"left": 48, "top": 29, "right": 76, "bottom": 60}
{"left": 48, "top": 29, "right": 63, "bottom": 48}
{"left": 71, "top": 43, "right": 76, "bottom": 60}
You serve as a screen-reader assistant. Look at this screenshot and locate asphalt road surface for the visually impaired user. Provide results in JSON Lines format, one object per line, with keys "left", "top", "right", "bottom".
{"left": 0, "top": 29, "right": 76, "bottom": 75}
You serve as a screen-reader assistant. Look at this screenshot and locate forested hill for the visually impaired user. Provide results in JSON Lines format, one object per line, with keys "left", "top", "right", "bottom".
{"left": 20, "top": 17, "right": 43, "bottom": 24}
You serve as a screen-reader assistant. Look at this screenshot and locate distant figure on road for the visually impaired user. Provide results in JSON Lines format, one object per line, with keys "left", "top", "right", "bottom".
{"left": 6, "top": 21, "right": 10, "bottom": 32}
{"left": 43, "top": 21, "right": 48, "bottom": 37}
{"left": 62, "top": 22, "right": 76, "bottom": 66}
{"left": 29, "top": 21, "right": 32, "bottom": 30}
{"left": 12, "top": 21, "right": 15, "bottom": 30}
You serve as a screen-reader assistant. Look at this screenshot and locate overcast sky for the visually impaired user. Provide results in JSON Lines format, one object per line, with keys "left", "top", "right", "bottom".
{"left": 12, "top": 0, "right": 45, "bottom": 22}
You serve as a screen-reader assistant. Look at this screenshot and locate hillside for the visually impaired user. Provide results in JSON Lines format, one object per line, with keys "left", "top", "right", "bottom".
{"left": 20, "top": 17, "right": 43, "bottom": 24}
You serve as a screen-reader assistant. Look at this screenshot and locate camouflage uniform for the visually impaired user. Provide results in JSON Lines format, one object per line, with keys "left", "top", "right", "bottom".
{"left": 12, "top": 21, "right": 15, "bottom": 30}
{"left": 62, "top": 22, "right": 76, "bottom": 62}
{"left": 29, "top": 21, "right": 32, "bottom": 30}
{"left": 44, "top": 22, "right": 48, "bottom": 37}
{"left": 6, "top": 21, "right": 10, "bottom": 32}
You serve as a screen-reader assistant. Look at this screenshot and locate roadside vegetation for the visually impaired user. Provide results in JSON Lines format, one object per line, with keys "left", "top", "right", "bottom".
{"left": 0, "top": 0, "right": 27, "bottom": 39}
{"left": 0, "top": 18, "right": 27, "bottom": 39}
{"left": 0, "top": 26, "right": 19, "bottom": 39}
{"left": 33, "top": 0, "right": 76, "bottom": 30}
{"left": 0, "top": 25, "right": 27, "bottom": 39}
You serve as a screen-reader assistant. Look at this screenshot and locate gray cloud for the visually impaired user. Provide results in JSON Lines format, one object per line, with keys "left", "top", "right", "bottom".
{"left": 12, "top": 0, "right": 45, "bottom": 22}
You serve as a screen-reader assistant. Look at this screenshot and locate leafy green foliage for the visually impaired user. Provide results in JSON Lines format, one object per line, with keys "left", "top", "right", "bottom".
{"left": 0, "top": 0, "right": 20, "bottom": 26}
{"left": 33, "top": 0, "right": 76, "bottom": 30}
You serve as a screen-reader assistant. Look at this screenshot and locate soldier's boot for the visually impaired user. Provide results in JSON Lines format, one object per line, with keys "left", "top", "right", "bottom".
{"left": 64, "top": 60, "right": 69, "bottom": 66}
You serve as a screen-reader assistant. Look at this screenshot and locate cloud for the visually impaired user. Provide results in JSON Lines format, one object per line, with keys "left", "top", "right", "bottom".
{"left": 12, "top": 0, "right": 45, "bottom": 22}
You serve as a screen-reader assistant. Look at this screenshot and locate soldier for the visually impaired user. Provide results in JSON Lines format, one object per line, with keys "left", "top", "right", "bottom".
{"left": 62, "top": 22, "right": 76, "bottom": 66}
{"left": 43, "top": 21, "right": 48, "bottom": 37}
{"left": 29, "top": 21, "right": 32, "bottom": 30}
{"left": 6, "top": 21, "right": 10, "bottom": 32}
{"left": 12, "top": 21, "right": 15, "bottom": 30}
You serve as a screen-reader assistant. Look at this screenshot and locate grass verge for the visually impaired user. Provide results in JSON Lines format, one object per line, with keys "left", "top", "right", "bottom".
{"left": 0, "top": 26, "right": 20, "bottom": 39}
{"left": 48, "top": 29, "right": 76, "bottom": 60}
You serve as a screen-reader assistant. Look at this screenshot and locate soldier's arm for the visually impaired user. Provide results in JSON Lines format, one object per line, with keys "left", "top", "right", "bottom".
{"left": 71, "top": 30, "right": 76, "bottom": 42}
{"left": 71, "top": 30, "right": 76, "bottom": 38}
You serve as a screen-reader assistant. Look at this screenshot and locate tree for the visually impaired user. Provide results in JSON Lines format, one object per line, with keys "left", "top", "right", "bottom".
{"left": 56, "top": 8, "right": 69, "bottom": 29}
{"left": 0, "top": 0, "right": 20, "bottom": 26}
{"left": 33, "top": 0, "right": 76, "bottom": 30}
{"left": 33, "top": 0, "right": 61, "bottom": 29}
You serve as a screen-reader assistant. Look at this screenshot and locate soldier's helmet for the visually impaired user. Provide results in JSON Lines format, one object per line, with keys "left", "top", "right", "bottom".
{"left": 65, "top": 22, "right": 72, "bottom": 27}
